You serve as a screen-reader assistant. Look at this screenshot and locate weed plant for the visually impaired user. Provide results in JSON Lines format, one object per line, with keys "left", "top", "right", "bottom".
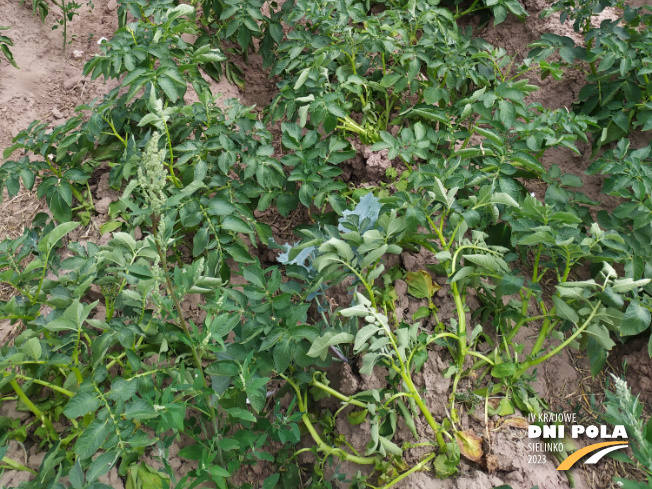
{"left": 22, "top": 0, "right": 93, "bottom": 50}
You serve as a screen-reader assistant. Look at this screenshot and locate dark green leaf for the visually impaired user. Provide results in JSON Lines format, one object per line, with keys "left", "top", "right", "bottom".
{"left": 491, "top": 363, "right": 517, "bottom": 379}
{"left": 499, "top": 275, "right": 524, "bottom": 295}
{"left": 64, "top": 388, "right": 100, "bottom": 419}
{"left": 74, "top": 419, "right": 111, "bottom": 459}
{"left": 222, "top": 215, "right": 252, "bottom": 234}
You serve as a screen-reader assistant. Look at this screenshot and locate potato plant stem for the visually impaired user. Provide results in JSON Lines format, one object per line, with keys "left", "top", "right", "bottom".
{"left": 532, "top": 244, "right": 542, "bottom": 282}
{"left": 9, "top": 380, "right": 58, "bottom": 440}
{"left": 383, "top": 392, "right": 415, "bottom": 408}
{"left": 312, "top": 378, "right": 367, "bottom": 409}
{"left": 338, "top": 259, "right": 378, "bottom": 310}
{"left": 398, "top": 369, "right": 447, "bottom": 451}
{"left": 449, "top": 282, "right": 466, "bottom": 409}
{"left": 0, "top": 456, "right": 38, "bottom": 475}
{"left": 515, "top": 300, "right": 601, "bottom": 378}
{"left": 455, "top": 0, "right": 481, "bottom": 18}
{"left": 49, "top": 0, "right": 69, "bottom": 51}
{"left": 11, "top": 374, "right": 74, "bottom": 397}
{"left": 467, "top": 350, "right": 494, "bottom": 365}
{"left": 529, "top": 316, "right": 556, "bottom": 358}
{"left": 34, "top": 246, "right": 56, "bottom": 305}
{"left": 380, "top": 453, "right": 436, "bottom": 489}
{"left": 280, "top": 374, "right": 377, "bottom": 465}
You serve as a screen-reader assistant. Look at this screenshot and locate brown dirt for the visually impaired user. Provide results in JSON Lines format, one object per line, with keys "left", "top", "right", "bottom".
{"left": 611, "top": 338, "right": 652, "bottom": 403}
{"left": 0, "top": 0, "right": 119, "bottom": 149}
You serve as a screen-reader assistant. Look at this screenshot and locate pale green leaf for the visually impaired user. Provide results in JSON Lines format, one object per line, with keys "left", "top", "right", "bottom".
{"left": 307, "top": 332, "right": 354, "bottom": 360}
{"left": 552, "top": 295, "right": 579, "bottom": 324}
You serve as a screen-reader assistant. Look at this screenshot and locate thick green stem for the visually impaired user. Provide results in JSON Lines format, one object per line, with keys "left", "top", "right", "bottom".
{"left": 312, "top": 379, "right": 367, "bottom": 409}
{"left": 454, "top": 0, "right": 481, "bottom": 18}
{"left": 70, "top": 186, "right": 88, "bottom": 208}
{"left": 561, "top": 247, "right": 572, "bottom": 282}
{"left": 467, "top": 350, "right": 494, "bottom": 365}
{"left": 10, "top": 380, "right": 58, "bottom": 440}
{"left": 380, "top": 453, "right": 436, "bottom": 489}
{"left": 44, "top": 156, "right": 63, "bottom": 178}
{"left": 280, "top": 374, "right": 376, "bottom": 465}
{"left": 337, "top": 116, "right": 372, "bottom": 141}
{"left": 12, "top": 374, "right": 74, "bottom": 397}
{"left": 102, "top": 116, "right": 127, "bottom": 147}
{"left": 515, "top": 301, "right": 601, "bottom": 378}
{"left": 426, "top": 215, "right": 447, "bottom": 250}
{"left": 451, "top": 283, "right": 467, "bottom": 361}
{"left": 301, "top": 412, "right": 376, "bottom": 464}
{"left": 33, "top": 252, "right": 51, "bottom": 305}
{"left": 448, "top": 281, "right": 467, "bottom": 410}
{"left": 1, "top": 456, "right": 37, "bottom": 475}
{"left": 400, "top": 371, "right": 447, "bottom": 451}
{"left": 505, "top": 291, "right": 546, "bottom": 342}
{"left": 529, "top": 316, "right": 558, "bottom": 358}
{"left": 532, "top": 245, "right": 542, "bottom": 282}
{"left": 339, "top": 259, "right": 378, "bottom": 310}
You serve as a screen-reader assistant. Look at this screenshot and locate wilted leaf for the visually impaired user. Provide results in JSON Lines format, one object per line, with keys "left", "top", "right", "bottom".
{"left": 455, "top": 430, "right": 483, "bottom": 463}
{"left": 495, "top": 417, "right": 529, "bottom": 431}
{"left": 347, "top": 409, "right": 368, "bottom": 425}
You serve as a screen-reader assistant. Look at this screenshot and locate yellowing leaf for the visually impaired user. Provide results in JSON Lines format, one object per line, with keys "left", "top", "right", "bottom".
{"left": 495, "top": 417, "right": 529, "bottom": 431}
{"left": 347, "top": 409, "right": 368, "bottom": 425}
{"left": 405, "top": 270, "right": 441, "bottom": 299}
{"left": 455, "top": 430, "right": 483, "bottom": 463}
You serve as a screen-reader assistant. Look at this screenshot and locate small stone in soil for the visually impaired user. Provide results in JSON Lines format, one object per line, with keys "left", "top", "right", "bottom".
{"left": 51, "top": 107, "right": 64, "bottom": 119}
{"left": 63, "top": 76, "right": 83, "bottom": 90}
{"left": 94, "top": 197, "right": 112, "bottom": 215}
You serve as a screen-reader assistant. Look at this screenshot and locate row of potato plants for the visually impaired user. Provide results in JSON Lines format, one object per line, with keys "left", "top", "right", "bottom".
{"left": 0, "top": 0, "right": 650, "bottom": 487}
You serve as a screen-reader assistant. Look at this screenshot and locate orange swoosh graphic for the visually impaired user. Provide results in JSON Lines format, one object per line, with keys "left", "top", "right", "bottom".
{"left": 557, "top": 441, "right": 629, "bottom": 470}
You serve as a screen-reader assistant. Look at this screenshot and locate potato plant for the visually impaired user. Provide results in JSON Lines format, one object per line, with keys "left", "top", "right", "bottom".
{"left": 0, "top": 0, "right": 651, "bottom": 488}
{"left": 530, "top": 2, "right": 652, "bottom": 149}
{"left": 0, "top": 27, "right": 17, "bottom": 68}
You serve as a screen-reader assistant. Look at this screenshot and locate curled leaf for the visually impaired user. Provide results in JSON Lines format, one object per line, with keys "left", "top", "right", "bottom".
{"left": 455, "top": 430, "right": 483, "bottom": 463}
{"left": 494, "top": 417, "right": 529, "bottom": 431}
